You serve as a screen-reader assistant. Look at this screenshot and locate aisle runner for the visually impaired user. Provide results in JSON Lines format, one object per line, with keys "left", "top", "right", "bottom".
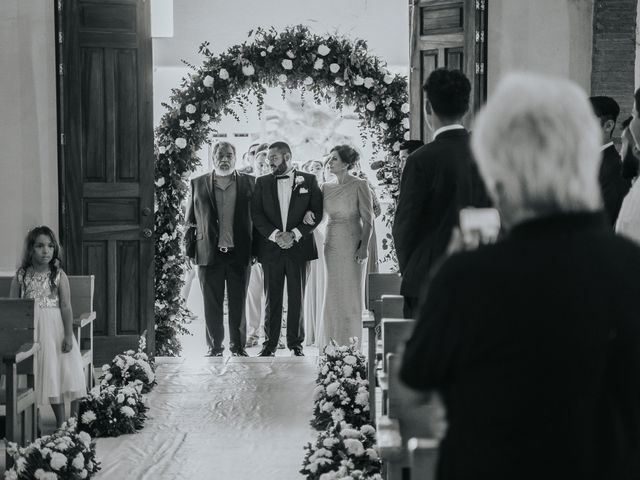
{"left": 95, "top": 357, "right": 318, "bottom": 479}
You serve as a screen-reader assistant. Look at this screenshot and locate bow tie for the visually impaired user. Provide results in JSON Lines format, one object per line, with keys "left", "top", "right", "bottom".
{"left": 275, "top": 175, "right": 290, "bottom": 180}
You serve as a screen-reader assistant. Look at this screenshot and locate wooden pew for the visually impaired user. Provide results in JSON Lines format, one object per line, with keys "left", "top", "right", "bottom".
{"left": 364, "top": 273, "right": 402, "bottom": 421}
{"left": 0, "top": 274, "right": 96, "bottom": 391}
{"left": 378, "top": 317, "right": 415, "bottom": 416}
{"left": 378, "top": 353, "right": 443, "bottom": 480}
{"left": 0, "top": 299, "right": 40, "bottom": 469}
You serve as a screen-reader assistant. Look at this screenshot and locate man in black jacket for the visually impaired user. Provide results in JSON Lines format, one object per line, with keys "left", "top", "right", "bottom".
{"left": 392, "top": 69, "right": 490, "bottom": 319}
{"left": 589, "top": 96, "right": 631, "bottom": 226}
{"left": 185, "top": 141, "right": 255, "bottom": 357}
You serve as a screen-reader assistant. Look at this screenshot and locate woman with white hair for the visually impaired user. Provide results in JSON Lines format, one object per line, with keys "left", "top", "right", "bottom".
{"left": 400, "top": 73, "right": 640, "bottom": 480}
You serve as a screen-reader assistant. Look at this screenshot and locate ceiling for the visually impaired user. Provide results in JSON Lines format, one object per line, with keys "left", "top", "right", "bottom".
{"left": 152, "top": 0, "right": 410, "bottom": 68}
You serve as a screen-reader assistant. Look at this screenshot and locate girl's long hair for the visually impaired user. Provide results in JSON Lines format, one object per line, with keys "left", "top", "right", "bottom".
{"left": 18, "top": 226, "right": 62, "bottom": 290}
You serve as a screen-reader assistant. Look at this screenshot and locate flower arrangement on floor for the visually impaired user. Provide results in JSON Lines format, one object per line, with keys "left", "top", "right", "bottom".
{"left": 311, "top": 340, "right": 370, "bottom": 430}
{"left": 303, "top": 338, "right": 382, "bottom": 479}
{"left": 98, "top": 337, "right": 157, "bottom": 393}
{"left": 154, "top": 24, "right": 410, "bottom": 355}
{"left": 77, "top": 382, "right": 148, "bottom": 438}
{"left": 300, "top": 421, "right": 382, "bottom": 480}
{"left": 4, "top": 418, "right": 100, "bottom": 480}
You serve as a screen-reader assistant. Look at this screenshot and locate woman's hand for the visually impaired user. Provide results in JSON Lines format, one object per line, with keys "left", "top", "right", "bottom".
{"left": 354, "top": 245, "right": 368, "bottom": 265}
{"left": 62, "top": 333, "right": 74, "bottom": 353}
{"left": 303, "top": 211, "right": 316, "bottom": 225}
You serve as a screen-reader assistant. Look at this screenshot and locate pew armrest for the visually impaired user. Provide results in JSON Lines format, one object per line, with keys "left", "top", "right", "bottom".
{"left": 73, "top": 311, "right": 96, "bottom": 328}
{"left": 408, "top": 437, "right": 439, "bottom": 480}
{"left": 3, "top": 342, "right": 40, "bottom": 364}
{"left": 362, "top": 310, "right": 375, "bottom": 329}
{"left": 376, "top": 416, "right": 403, "bottom": 460}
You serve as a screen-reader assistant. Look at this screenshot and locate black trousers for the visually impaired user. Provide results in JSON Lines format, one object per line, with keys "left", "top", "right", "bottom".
{"left": 403, "top": 296, "right": 419, "bottom": 320}
{"left": 262, "top": 258, "right": 307, "bottom": 350}
{"left": 198, "top": 252, "right": 250, "bottom": 352}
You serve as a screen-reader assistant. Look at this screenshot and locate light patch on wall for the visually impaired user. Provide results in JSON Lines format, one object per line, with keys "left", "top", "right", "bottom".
{"left": 151, "top": 0, "right": 173, "bottom": 38}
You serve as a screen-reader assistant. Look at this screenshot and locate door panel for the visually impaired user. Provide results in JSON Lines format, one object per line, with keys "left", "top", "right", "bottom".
{"left": 59, "top": 0, "right": 154, "bottom": 364}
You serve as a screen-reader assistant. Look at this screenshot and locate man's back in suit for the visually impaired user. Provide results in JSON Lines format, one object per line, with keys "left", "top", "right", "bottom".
{"left": 599, "top": 144, "right": 631, "bottom": 226}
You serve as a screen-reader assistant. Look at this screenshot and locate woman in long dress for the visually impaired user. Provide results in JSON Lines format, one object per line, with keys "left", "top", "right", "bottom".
{"left": 301, "top": 160, "right": 327, "bottom": 346}
{"left": 316, "top": 145, "right": 374, "bottom": 350}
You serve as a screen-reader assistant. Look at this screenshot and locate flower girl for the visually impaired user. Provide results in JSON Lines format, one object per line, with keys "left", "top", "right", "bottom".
{"left": 10, "top": 226, "right": 87, "bottom": 427}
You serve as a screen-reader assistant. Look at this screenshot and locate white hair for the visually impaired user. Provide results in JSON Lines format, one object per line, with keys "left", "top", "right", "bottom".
{"left": 472, "top": 73, "right": 602, "bottom": 226}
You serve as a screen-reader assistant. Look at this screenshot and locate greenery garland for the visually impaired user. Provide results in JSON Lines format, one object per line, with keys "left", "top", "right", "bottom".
{"left": 154, "top": 25, "right": 410, "bottom": 355}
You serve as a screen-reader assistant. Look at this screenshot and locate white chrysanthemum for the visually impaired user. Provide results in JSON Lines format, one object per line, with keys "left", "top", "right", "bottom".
{"left": 128, "top": 397, "right": 137, "bottom": 406}
{"left": 341, "top": 427, "right": 360, "bottom": 438}
{"left": 360, "top": 424, "right": 376, "bottom": 436}
{"left": 175, "top": 138, "right": 187, "bottom": 149}
{"left": 331, "top": 408, "right": 345, "bottom": 423}
{"left": 402, "top": 117, "right": 410, "bottom": 129}
{"left": 4, "top": 469, "right": 18, "bottom": 480}
{"left": 401, "top": 102, "right": 410, "bottom": 113}
{"left": 116, "top": 393, "right": 125, "bottom": 404}
{"left": 281, "top": 59, "right": 293, "bottom": 70}
{"left": 78, "top": 431, "right": 91, "bottom": 448}
{"left": 329, "top": 63, "right": 340, "bottom": 73}
{"left": 355, "top": 391, "right": 369, "bottom": 406}
{"left": 34, "top": 470, "right": 47, "bottom": 480}
{"left": 80, "top": 469, "right": 88, "bottom": 479}
{"left": 201, "top": 113, "right": 210, "bottom": 122}
{"left": 314, "top": 58, "right": 324, "bottom": 70}
{"left": 72, "top": 452, "right": 85, "bottom": 470}
{"left": 278, "top": 74, "right": 288, "bottom": 83}
{"left": 322, "top": 437, "right": 339, "bottom": 448}
{"left": 185, "top": 104, "right": 196, "bottom": 114}
{"left": 50, "top": 451, "right": 68, "bottom": 470}
{"left": 203, "top": 75, "right": 214, "bottom": 87}
{"left": 324, "top": 345, "right": 336, "bottom": 356}
{"left": 383, "top": 73, "right": 394, "bottom": 84}
{"left": 218, "top": 68, "right": 230, "bottom": 80}
{"left": 325, "top": 382, "right": 340, "bottom": 397}
{"left": 363, "top": 77, "right": 374, "bottom": 89}
{"left": 242, "top": 64, "right": 255, "bottom": 76}
{"left": 101, "top": 364, "right": 110, "bottom": 372}
{"left": 317, "top": 44, "right": 330, "bottom": 56}
{"left": 81, "top": 410, "right": 96, "bottom": 424}
{"left": 366, "top": 447, "right": 379, "bottom": 460}
{"left": 343, "top": 355, "right": 357, "bottom": 365}
{"left": 15, "top": 457, "right": 27, "bottom": 473}
{"left": 120, "top": 406, "right": 136, "bottom": 418}
{"left": 260, "top": 51, "right": 266, "bottom": 57}
{"left": 321, "top": 402, "right": 335, "bottom": 412}
{"left": 343, "top": 438, "right": 365, "bottom": 456}
{"left": 380, "top": 122, "right": 389, "bottom": 130}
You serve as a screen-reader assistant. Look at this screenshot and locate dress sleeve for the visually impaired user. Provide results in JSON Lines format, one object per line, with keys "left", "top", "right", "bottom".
{"left": 357, "top": 179, "right": 374, "bottom": 229}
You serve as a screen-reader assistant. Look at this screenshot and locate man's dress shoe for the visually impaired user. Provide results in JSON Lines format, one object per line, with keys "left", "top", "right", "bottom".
{"left": 258, "top": 348, "right": 275, "bottom": 357}
{"left": 291, "top": 347, "right": 304, "bottom": 357}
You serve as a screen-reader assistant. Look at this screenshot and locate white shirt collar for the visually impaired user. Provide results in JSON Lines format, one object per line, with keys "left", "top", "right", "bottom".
{"left": 433, "top": 124, "right": 465, "bottom": 140}
{"left": 600, "top": 141, "right": 614, "bottom": 152}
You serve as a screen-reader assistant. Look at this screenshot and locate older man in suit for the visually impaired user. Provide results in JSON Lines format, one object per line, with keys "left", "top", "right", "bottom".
{"left": 392, "top": 68, "right": 490, "bottom": 319}
{"left": 185, "top": 141, "right": 255, "bottom": 357}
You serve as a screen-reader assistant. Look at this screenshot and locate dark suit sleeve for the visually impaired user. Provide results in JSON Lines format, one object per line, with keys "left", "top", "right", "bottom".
{"left": 247, "top": 176, "right": 260, "bottom": 256}
{"left": 292, "top": 174, "right": 323, "bottom": 237}
{"left": 251, "top": 177, "right": 279, "bottom": 238}
{"left": 184, "top": 179, "right": 197, "bottom": 258}
{"left": 600, "top": 154, "right": 631, "bottom": 224}
{"left": 393, "top": 153, "right": 427, "bottom": 272}
{"left": 399, "top": 259, "right": 460, "bottom": 391}
{"left": 622, "top": 145, "right": 640, "bottom": 180}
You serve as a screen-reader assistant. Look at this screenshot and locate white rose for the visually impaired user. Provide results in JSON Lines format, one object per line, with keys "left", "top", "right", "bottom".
{"left": 50, "top": 451, "right": 68, "bottom": 470}
{"left": 383, "top": 73, "right": 394, "bottom": 84}
{"left": 317, "top": 45, "right": 331, "bottom": 56}
{"left": 344, "top": 355, "right": 358, "bottom": 365}
{"left": 81, "top": 410, "right": 96, "bottom": 424}
{"left": 366, "top": 102, "right": 376, "bottom": 112}
{"left": 80, "top": 469, "right": 88, "bottom": 479}
{"left": 203, "top": 75, "right": 214, "bottom": 87}
{"left": 101, "top": 364, "right": 110, "bottom": 372}
{"left": 278, "top": 74, "right": 288, "bottom": 83}
{"left": 343, "top": 439, "right": 365, "bottom": 456}
{"left": 360, "top": 424, "right": 376, "bottom": 436}
{"left": 401, "top": 103, "right": 410, "bottom": 114}
{"left": 201, "top": 113, "right": 210, "bottom": 122}
{"left": 303, "top": 76, "right": 314, "bottom": 86}
{"left": 218, "top": 68, "right": 230, "bottom": 80}
{"left": 363, "top": 77, "right": 374, "bottom": 89}
{"left": 334, "top": 78, "right": 345, "bottom": 86}
{"left": 185, "top": 104, "right": 196, "bottom": 114}
{"left": 242, "top": 64, "right": 255, "bottom": 76}
{"left": 353, "top": 76, "right": 364, "bottom": 86}
{"left": 72, "top": 452, "right": 85, "bottom": 470}
{"left": 158, "top": 146, "right": 166, "bottom": 154}
{"left": 329, "top": 63, "right": 340, "bottom": 73}
{"left": 404, "top": 131, "right": 411, "bottom": 140}
{"left": 281, "top": 59, "right": 293, "bottom": 70}
{"left": 402, "top": 117, "right": 410, "bottom": 129}
{"left": 314, "top": 58, "right": 324, "bottom": 70}
{"left": 267, "top": 45, "right": 274, "bottom": 53}
{"left": 78, "top": 431, "right": 91, "bottom": 448}
{"left": 120, "top": 405, "right": 136, "bottom": 417}
{"left": 392, "top": 141, "right": 401, "bottom": 152}
{"left": 286, "top": 49, "right": 296, "bottom": 59}
{"left": 117, "top": 393, "right": 125, "bottom": 403}
{"left": 380, "top": 122, "right": 389, "bottom": 130}
{"left": 260, "top": 51, "right": 267, "bottom": 57}
{"left": 175, "top": 138, "right": 187, "bottom": 149}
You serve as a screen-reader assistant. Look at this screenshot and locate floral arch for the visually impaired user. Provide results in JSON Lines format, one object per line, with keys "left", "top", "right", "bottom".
{"left": 153, "top": 25, "right": 410, "bottom": 355}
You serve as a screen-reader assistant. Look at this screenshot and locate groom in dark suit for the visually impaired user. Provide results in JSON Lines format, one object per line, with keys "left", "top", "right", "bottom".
{"left": 185, "top": 141, "right": 255, "bottom": 357}
{"left": 393, "top": 69, "right": 490, "bottom": 319}
{"left": 252, "top": 141, "right": 323, "bottom": 356}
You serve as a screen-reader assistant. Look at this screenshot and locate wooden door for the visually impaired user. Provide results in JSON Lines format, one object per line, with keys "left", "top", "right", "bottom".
{"left": 57, "top": 0, "right": 154, "bottom": 364}
{"left": 409, "top": 0, "right": 488, "bottom": 142}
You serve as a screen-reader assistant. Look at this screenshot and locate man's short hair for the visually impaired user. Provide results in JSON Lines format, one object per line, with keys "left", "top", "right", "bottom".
{"left": 423, "top": 68, "right": 471, "bottom": 119}
{"left": 589, "top": 96, "right": 620, "bottom": 124}
{"left": 268, "top": 141, "right": 291, "bottom": 157}
{"left": 213, "top": 141, "right": 236, "bottom": 157}
{"left": 399, "top": 140, "right": 424, "bottom": 155}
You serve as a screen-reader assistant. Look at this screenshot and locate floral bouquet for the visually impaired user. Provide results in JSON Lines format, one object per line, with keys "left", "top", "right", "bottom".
{"left": 300, "top": 422, "right": 382, "bottom": 480}
{"left": 311, "top": 375, "right": 371, "bottom": 431}
{"left": 77, "top": 382, "right": 148, "bottom": 437}
{"left": 99, "top": 337, "right": 156, "bottom": 393}
{"left": 318, "top": 338, "right": 367, "bottom": 383}
{"left": 4, "top": 417, "right": 100, "bottom": 480}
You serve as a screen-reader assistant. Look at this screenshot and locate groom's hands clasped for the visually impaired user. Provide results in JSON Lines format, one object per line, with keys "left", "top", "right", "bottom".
{"left": 275, "top": 231, "right": 295, "bottom": 249}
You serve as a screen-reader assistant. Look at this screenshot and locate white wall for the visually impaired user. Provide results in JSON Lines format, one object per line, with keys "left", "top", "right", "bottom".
{"left": 0, "top": 1, "right": 58, "bottom": 273}
{"left": 488, "top": 0, "right": 594, "bottom": 94}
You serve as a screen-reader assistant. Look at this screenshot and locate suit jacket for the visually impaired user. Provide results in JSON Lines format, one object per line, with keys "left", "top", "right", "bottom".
{"left": 392, "top": 129, "right": 490, "bottom": 297}
{"left": 252, "top": 171, "right": 323, "bottom": 264}
{"left": 185, "top": 171, "right": 256, "bottom": 266}
{"left": 599, "top": 144, "right": 631, "bottom": 226}
{"left": 400, "top": 212, "right": 640, "bottom": 480}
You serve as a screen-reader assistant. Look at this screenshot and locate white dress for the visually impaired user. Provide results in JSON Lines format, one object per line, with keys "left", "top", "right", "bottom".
{"left": 303, "top": 221, "right": 326, "bottom": 346}
{"left": 317, "top": 178, "right": 373, "bottom": 350}
{"left": 18, "top": 268, "right": 86, "bottom": 405}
